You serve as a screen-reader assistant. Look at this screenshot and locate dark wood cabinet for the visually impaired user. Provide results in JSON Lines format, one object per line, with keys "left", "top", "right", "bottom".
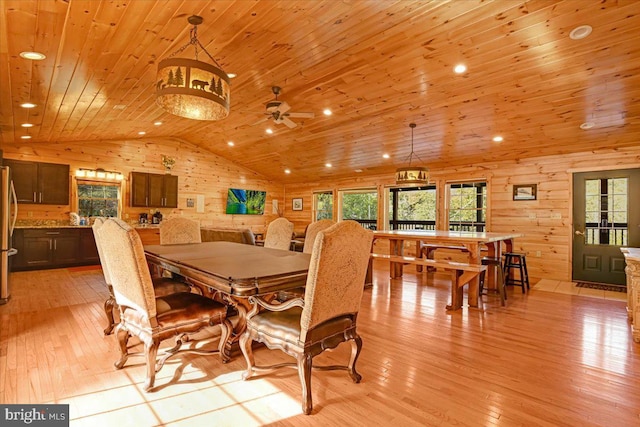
{"left": 79, "top": 228, "right": 100, "bottom": 264}
{"left": 4, "top": 159, "right": 70, "bottom": 205}
{"left": 11, "top": 228, "right": 99, "bottom": 271}
{"left": 130, "top": 172, "right": 178, "bottom": 208}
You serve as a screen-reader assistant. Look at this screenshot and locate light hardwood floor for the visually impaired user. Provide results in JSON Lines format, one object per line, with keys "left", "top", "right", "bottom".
{"left": 1, "top": 263, "right": 638, "bottom": 426}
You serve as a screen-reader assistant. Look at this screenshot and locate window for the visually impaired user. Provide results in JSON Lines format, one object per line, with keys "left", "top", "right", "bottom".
{"left": 388, "top": 186, "right": 436, "bottom": 230}
{"left": 77, "top": 182, "right": 121, "bottom": 218}
{"left": 448, "top": 182, "right": 486, "bottom": 231}
{"left": 313, "top": 191, "right": 333, "bottom": 220}
{"left": 340, "top": 188, "right": 378, "bottom": 230}
{"left": 584, "top": 178, "right": 628, "bottom": 245}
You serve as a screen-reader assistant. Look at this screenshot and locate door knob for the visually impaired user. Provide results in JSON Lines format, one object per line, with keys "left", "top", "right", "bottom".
{"left": 574, "top": 230, "right": 585, "bottom": 236}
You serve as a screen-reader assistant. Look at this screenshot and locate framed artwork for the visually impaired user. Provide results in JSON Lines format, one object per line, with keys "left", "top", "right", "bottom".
{"left": 513, "top": 184, "right": 537, "bottom": 201}
{"left": 292, "top": 198, "right": 303, "bottom": 211}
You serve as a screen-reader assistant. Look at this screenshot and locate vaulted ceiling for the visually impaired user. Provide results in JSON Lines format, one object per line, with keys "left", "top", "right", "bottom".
{"left": 1, "top": 0, "right": 639, "bottom": 183}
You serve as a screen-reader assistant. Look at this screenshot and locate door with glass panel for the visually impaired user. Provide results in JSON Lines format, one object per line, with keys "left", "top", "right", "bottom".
{"left": 572, "top": 169, "right": 640, "bottom": 285}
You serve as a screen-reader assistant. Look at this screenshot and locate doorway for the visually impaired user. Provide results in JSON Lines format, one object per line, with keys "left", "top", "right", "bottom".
{"left": 572, "top": 168, "right": 640, "bottom": 285}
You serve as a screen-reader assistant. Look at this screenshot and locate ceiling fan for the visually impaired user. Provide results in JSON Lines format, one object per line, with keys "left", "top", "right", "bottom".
{"left": 252, "top": 86, "right": 315, "bottom": 128}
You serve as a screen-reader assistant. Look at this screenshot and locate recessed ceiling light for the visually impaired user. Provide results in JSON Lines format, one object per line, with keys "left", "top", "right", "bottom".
{"left": 227, "top": 141, "right": 234, "bottom": 146}
{"left": 580, "top": 122, "right": 594, "bottom": 130}
{"left": 266, "top": 128, "right": 273, "bottom": 134}
{"left": 493, "top": 135, "right": 503, "bottom": 142}
{"left": 20, "top": 135, "right": 32, "bottom": 140}
{"left": 20, "top": 102, "right": 36, "bottom": 108}
{"left": 20, "top": 51, "right": 46, "bottom": 60}
{"left": 325, "top": 163, "right": 332, "bottom": 168}
{"left": 355, "top": 169, "right": 363, "bottom": 173}
{"left": 138, "top": 131, "right": 146, "bottom": 135}
{"left": 454, "top": 64, "right": 467, "bottom": 74}
{"left": 323, "top": 109, "right": 332, "bottom": 116}
{"left": 21, "top": 123, "right": 34, "bottom": 128}
{"left": 284, "top": 169, "right": 291, "bottom": 174}
{"left": 570, "top": 25, "right": 592, "bottom": 40}
{"left": 382, "top": 153, "right": 390, "bottom": 159}
{"left": 227, "top": 73, "right": 237, "bottom": 79}
{"left": 153, "top": 121, "right": 162, "bottom": 126}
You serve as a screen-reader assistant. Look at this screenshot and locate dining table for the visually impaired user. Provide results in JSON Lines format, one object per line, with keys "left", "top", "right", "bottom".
{"left": 144, "top": 241, "right": 311, "bottom": 356}
{"left": 372, "top": 230, "right": 523, "bottom": 308}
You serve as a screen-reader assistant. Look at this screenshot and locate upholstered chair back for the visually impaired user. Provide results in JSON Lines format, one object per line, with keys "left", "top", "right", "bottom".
{"left": 300, "top": 220, "right": 373, "bottom": 341}
{"left": 159, "top": 217, "right": 202, "bottom": 245}
{"left": 264, "top": 217, "right": 294, "bottom": 250}
{"left": 302, "top": 219, "right": 335, "bottom": 254}
{"left": 92, "top": 217, "right": 111, "bottom": 284}
{"left": 95, "top": 218, "right": 157, "bottom": 320}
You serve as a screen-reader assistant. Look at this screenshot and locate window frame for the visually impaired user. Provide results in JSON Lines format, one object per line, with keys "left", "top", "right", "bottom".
{"left": 75, "top": 178, "right": 124, "bottom": 219}
{"left": 446, "top": 180, "right": 487, "bottom": 232}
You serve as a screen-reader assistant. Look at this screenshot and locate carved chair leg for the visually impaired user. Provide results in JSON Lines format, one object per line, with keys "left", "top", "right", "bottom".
{"left": 239, "top": 331, "right": 255, "bottom": 380}
{"left": 347, "top": 335, "right": 363, "bottom": 383}
{"left": 103, "top": 295, "right": 117, "bottom": 335}
{"left": 144, "top": 340, "right": 161, "bottom": 391}
{"left": 297, "top": 353, "right": 314, "bottom": 415}
{"left": 113, "top": 326, "right": 130, "bottom": 369}
{"left": 218, "top": 319, "right": 233, "bottom": 364}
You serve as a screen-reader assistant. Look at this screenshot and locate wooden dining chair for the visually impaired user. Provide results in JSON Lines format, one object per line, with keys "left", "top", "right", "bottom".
{"left": 95, "top": 218, "right": 232, "bottom": 391}
{"left": 239, "top": 220, "right": 374, "bottom": 414}
{"left": 263, "top": 217, "right": 294, "bottom": 250}
{"left": 159, "top": 216, "right": 202, "bottom": 245}
{"left": 92, "top": 218, "right": 193, "bottom": 335}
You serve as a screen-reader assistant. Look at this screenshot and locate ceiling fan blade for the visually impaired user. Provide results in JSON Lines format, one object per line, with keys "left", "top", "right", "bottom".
{"left": 278, "top": 101, "right": 291, "bottom": 114}
{"left": 287, "top": 112, "right": 315, "bottom": 118}
{"left": 281, "top": 116, "right": 298, "bottom": 128}
{"left": 252, "top": 117, "right": 269, "bottom": 126}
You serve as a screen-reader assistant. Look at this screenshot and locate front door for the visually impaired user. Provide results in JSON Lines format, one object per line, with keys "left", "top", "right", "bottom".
{"left": 572, "top": 168, "right": 640, "bottom": 285}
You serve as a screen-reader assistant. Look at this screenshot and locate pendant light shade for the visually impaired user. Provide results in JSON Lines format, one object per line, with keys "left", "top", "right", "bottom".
{"left": 156, "top": 15, "right": 230, "bottom": 121}
{"left": 395, "top": 123, "right": 429, "bottom": 185}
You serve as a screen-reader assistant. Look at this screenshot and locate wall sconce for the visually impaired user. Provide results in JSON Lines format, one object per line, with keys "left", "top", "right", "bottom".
{"left": 75, "top": 168, "right": 123, "bottom": 181}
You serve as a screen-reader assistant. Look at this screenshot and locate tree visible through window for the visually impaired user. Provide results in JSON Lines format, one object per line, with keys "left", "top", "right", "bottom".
{"left": 388, "top": 186, "right": 436, "bottom": 230}
{"left": 314, "top": 191, "right": 333, "bottom": 220}
{"left": 448, "top": 182, "right": 486, "bottom": 231}
{"left": 341, "top": 189, "right": 378, "bottom": 230}
{"left": 78, "top": 183, "right": 120, "bottom": 218}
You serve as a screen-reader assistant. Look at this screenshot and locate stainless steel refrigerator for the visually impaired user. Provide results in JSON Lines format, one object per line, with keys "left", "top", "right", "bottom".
{"left": 0, "top": 166, "right": 18, "bottom": 304}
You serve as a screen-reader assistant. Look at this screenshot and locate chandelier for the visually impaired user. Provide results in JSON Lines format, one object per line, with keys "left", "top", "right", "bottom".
{"left": 156, "top": 15, "right": 230, "bottom": 121}
{"left": 395, "top": 123, "right": 429, "bottom": 185}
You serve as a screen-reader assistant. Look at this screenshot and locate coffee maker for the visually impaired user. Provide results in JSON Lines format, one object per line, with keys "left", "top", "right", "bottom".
{"left": 139, "top": 213, "right": 148, "bottom": 224}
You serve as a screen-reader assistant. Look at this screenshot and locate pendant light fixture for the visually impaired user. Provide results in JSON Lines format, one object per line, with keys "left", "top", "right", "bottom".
{"left": 156, "top": 15, "right": 230, "bottom": 121}
{"left": 395, "top": 123, "right": 429, "bottom": 185}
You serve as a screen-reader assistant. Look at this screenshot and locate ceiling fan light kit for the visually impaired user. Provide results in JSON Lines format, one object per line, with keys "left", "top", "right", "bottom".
{"left": 253, "top": 86, "right": 315, "bottom": 128}
{"left": 156, "top": 15, "right": 230, "bottom": 121}
{"left": 395, "top": 123, "right": 429, "bottom": 185}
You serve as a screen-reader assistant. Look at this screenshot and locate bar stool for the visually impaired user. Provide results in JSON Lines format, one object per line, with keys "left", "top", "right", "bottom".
{"left": 503, "top": 252, "right": 530, "bottom": 293}
{"left": 479, "top": 257, "right": 506, "bottom": 306}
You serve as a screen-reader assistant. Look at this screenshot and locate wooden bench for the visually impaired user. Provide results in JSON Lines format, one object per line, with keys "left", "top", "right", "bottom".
{"left": 370, "top": 253, "right": 487, "bottom": 310}
{"left": 416, "top": 243, "right": 488, "bottom": 272}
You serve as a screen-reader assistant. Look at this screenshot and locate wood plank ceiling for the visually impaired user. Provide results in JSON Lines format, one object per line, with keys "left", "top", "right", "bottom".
{"left": 1, "top": 0, "right": 639, "bottom": 183}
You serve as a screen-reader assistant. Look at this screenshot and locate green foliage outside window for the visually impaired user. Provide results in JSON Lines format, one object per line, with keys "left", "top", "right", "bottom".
{"left": 315, "top": 192, "right": 333, "bottom": 220}
{"left": 78, "top": 184, "right": 119, "bottom": 218}
{"left": 449, "top": 182, "right": 486, "bottom": 231}
{"left": 389, "top": 187, "right": 436, "bottom": 220}
{"left": 342, "top": 191, "right": 377, "bottom": 220}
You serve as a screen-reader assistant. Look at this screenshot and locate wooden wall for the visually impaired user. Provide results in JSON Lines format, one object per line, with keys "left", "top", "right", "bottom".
{"left": 4, "top": 138, "right": 640, "bottom": 283}
{"left": 283, "top": 146, "right": 640, "bottom": 282}
{"left": 1, "top": 138, "right": 284, "bottom": 235}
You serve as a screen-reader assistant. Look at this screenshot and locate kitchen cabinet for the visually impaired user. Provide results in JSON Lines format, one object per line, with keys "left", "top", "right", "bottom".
{"left": 130, "top": 172, "right": 178, "bottom": 208}
{"left": 11, "top": 228, "right": 99, "bottom": 271}
{"left": 4, "top": 159, "right": 70, "bottom": 205}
